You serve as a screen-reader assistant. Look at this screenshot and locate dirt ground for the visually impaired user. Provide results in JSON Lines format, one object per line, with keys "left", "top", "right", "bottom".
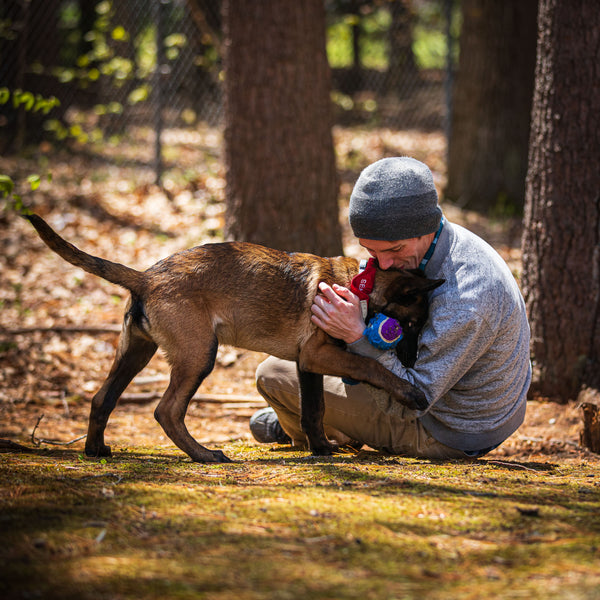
{"left": 0, "top": 126, "right": 597, "bottom": 466}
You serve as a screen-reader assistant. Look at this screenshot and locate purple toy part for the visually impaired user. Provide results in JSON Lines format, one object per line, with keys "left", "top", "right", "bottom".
{"left": 379, "top": 316, "right": 403, "bottom": 342}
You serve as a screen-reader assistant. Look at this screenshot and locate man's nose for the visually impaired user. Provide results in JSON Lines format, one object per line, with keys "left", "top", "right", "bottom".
{"left": 377, "top": 254, "right": 394, "bottom": 270}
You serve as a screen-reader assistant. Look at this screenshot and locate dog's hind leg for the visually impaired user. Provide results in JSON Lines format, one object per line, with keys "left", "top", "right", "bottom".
{"left": 297, "top": 369, "right": 335, "bottom": 456}
{"left": 153, "top": 334, "right": 231, "bottom": 463}
{"left": 86, "top": 316, "right": 158, "bottom": 458}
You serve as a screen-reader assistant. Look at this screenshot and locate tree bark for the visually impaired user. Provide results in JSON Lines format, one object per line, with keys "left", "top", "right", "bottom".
{"left": 445, "top": 0, "right": 537, "bottom": 214}
{"left": 580, "top": 403, "right": 600, "bottom": 454}
{"left": 522, "top": 0, "right": 600, "bottom": 401}
{"left": 222, "top": 0, "right": 342, "bottom": 256}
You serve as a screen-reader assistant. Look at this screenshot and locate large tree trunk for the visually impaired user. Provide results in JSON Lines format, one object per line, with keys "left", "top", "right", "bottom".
{"left": 445, "top": 0, "right": 537, "bottom": 214}
{"left": 222, "top": 0, "right": 342, "bottom": 256}
{"left": 521, "top": 0, "right": 600, "bottom": 401}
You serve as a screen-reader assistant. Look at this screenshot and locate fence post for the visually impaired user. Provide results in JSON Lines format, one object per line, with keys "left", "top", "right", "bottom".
{"left": 444, "top": 0, "right": 453, "bottom": 162}
{"left": 153, "top": 0, "right": 168, "bottom": 184}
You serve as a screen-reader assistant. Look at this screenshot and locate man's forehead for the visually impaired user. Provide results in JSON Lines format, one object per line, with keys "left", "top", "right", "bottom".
{"left": 359, "top": 238, "right": 413, "bottom": 251}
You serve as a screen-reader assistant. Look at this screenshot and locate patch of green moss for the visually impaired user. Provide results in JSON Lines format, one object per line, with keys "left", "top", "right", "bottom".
{"left": 1, "top": 445, "right": 599, "bottom": 600}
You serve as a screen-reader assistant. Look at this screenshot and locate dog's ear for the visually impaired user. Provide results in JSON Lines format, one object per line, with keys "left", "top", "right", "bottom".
{"left": 384, "top": 272, "right": 445, "bottom": 300}
{"left": 413, "top": 277, "right": 445, "bottom": 294}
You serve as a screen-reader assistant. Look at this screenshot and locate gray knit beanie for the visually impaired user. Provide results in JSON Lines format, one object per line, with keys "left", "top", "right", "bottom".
{"left": 349, "top": 157, "right": 442, "bottom": 240}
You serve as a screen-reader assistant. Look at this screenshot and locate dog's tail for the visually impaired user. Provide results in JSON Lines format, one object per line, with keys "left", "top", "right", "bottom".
{"left": 25, "top": 213, "right": 145, "bottom": 295}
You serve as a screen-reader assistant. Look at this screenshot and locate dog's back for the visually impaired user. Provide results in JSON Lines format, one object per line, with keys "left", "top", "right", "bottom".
{"left": 142, "top": 242, "right": 359, "bottom": 360}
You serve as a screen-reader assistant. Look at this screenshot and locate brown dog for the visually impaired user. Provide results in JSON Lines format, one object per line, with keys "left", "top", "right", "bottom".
{"left": 25, "top": 213, "right": 443, "bottom": 463}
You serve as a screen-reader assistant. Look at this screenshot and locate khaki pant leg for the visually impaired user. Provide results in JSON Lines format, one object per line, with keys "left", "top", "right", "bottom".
{"left": 255, "top": 356, "right": 467, "bottom": 459}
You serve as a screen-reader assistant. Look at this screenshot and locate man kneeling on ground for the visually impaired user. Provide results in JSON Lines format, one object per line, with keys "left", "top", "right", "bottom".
{"left": 250, "top": 157, "right": 531, "bottom": 460}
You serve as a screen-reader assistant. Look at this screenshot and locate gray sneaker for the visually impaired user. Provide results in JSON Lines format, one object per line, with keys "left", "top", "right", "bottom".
{"left": 249, "top": 407, "right": 291, "bottom": 444}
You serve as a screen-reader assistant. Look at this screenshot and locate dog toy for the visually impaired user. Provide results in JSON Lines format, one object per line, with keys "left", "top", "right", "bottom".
{"left": 343, "top": 261, "right": 405, "bottom": 385}
{"left": 349, "top": 258, "right": 377, "bottom": 319}
{"left": 364, "top": 313, "right": 404, "bottom": 350}
{"left": 342, "top": 313, "right": 403, "bottom": 385}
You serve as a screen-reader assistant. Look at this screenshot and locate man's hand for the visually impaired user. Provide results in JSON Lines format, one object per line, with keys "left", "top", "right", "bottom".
{"left": 310, "top": 282, "right": 365, "bottom": 344}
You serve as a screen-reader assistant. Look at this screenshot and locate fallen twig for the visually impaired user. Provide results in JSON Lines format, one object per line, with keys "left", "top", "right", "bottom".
{"left": 1, "top": 325, "right": 121, "bottom": 335}
{"left": 0, "top": 438, "right": 33, "bottom": 452}
{"left": 31, "top": 414, "right": 87, "bottom": 447}
{"left": 486, "top": 460, "right": 544, "bottom": 473}
{"left": 31, "top": 414, "right": 44, "bottom": 446}
{"left": 118, "top": 391, "right": 265, "bottom": 405}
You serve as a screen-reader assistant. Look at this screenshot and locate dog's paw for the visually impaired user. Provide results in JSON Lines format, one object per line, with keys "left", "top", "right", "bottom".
{"left": 391, "top": 385, "right": 428, "bottom": 411}
{"left": 211, "top": 450, "right": 233, "bottom": 463}
{"left": 401, "top": 389, "right": 428, "bottom": 411}
{"left": 192, "top": 449, "right": 233, "bottom": 463}
{"left": 412, "top": 390, "right": 428, "bottom": 411}
{"left": 309, "top": 442, "right": 336, "bottom": 456}
{"left": 85, "top": 443, "right": 112, "bottom": 458}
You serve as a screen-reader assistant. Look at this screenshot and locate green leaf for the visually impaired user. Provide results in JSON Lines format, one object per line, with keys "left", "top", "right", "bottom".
{"left": 41, "top": 96, "right": 60, "bottom": 115}
{"left": 106, "top": 101, "right": 123, "bottom": 114}
{"left": 0, "top": 174, "right": 15, "bottom": 197}
{"left": 96, "top": 1, "right": 111, "bottom": 16}
{"left": 14, "top": 195, "right": 32, "bottom": 215}
{"left": 27, "top": 174, "right": 41, "bottom": 191}
{"left": 69, "top": 124, "right": 83, "bottom": 138}
{"left": 57, "top": 69, "right": 75, "bottom": 84}
{"left": 21, "top": 91, "right": 35, "bottom": 110}
{"left": 164, "top": 33, "right": 187, "bottom": 48}
{"left": 127, "top": 86, "right": 149, "bottom": 105}
{"left": 111, "top": 25, "right": 129, "bottom": 41}
{"left": 11, "top": 89, "right": 22, "bottom": 108}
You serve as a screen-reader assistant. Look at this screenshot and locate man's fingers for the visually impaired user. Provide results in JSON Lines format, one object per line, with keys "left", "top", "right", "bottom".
{"left": 310, "top": 299, "right": 327, "bottom": 318}
{"left": 310, "top": 313, "right": 324, "bottom": 328}
{"left": 332, "top": 283, "right": 356, "bottom": 301}
{"left": 312, "top": 281, "right": 365, "bottom": 343}
{"left": 318, "top": 282, "right": 355, "bottom": 303}
{"left": 317, "top": 281, "right": 338, "bottom": 301}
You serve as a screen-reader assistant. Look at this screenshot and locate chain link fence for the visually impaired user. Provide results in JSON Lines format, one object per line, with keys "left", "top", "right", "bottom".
{"left": 0, "top": 0, "right": 453, "bottom": 177}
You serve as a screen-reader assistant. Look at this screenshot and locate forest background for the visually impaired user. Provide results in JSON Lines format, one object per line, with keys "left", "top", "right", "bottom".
{"left": 0, "top": 1, "right": 599, "bottom": 599}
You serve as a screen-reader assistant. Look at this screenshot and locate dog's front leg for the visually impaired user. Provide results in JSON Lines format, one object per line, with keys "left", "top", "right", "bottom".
{"left": 297, "top": 368, "right": 335, "bottom": 456}
{"left": 299, "top": 331, "right": 427, "bottom": 411}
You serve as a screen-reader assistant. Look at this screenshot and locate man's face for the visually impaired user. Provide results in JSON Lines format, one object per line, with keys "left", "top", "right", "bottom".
{"left": 358, "top": 234, "right": 435, "bottom": 270}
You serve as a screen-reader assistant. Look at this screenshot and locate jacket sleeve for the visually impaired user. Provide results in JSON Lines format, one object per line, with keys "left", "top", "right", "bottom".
{"left": 348, "top": 298, "right": 495, "bottom": 414}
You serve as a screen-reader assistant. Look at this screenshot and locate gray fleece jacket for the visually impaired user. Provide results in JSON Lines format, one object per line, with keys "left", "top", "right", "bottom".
{"left": 349, "top": 219, "right": 531, "bottom": 453}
